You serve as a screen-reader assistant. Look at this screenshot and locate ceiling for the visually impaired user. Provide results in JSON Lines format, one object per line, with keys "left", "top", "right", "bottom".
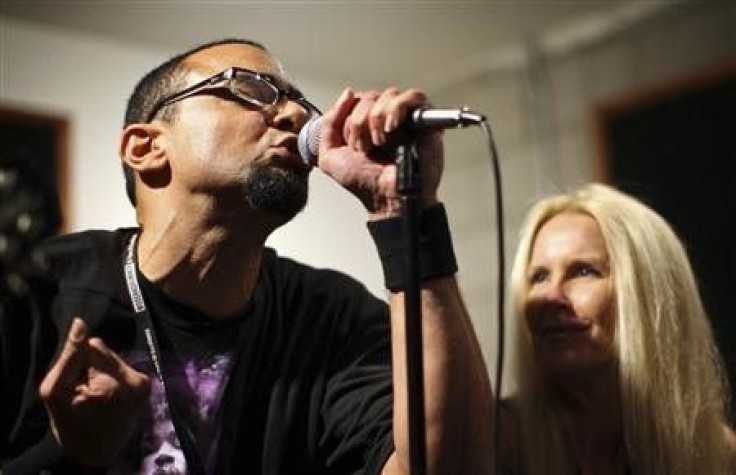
{"left": 2, "top": 1, "right": 632, "bottom": 89}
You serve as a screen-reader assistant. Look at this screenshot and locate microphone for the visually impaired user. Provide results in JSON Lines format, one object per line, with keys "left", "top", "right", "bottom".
{"left": 298, "top": 107, "right": 486, "bottom": 165}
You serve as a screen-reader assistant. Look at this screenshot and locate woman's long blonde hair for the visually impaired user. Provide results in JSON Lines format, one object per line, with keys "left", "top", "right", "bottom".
{"left": 509, "top": 183, "right": 730, "bottom": 475}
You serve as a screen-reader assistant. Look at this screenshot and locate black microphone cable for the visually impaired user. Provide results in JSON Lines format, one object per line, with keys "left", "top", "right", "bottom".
{"left": 478, "top": 118, "right": 506, "bottom": 475}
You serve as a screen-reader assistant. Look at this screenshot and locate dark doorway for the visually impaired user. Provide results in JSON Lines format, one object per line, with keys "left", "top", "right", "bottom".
{"left": 0, "top": 107, "right": 68, "bottom": 297}
{"left": 0, "top": 106, "right": 69, "bottom": 231}
{"left": 596, "top": 60, "right": 736, "bottom": 406}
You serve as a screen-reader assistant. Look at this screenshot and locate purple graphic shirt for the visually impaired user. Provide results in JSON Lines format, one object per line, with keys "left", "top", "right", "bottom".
{"left": 111, "top": 351, "right": 234, "bottom": 475}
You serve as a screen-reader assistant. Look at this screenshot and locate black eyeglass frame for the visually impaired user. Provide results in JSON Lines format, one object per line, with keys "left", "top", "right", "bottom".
{"left": 145, "top": 67, "right": 322, "bottom": 123}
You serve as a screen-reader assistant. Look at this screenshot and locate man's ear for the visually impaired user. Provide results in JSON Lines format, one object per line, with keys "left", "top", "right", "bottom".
{"left": 119, "top": 123, "right": 169, "bottom": 173}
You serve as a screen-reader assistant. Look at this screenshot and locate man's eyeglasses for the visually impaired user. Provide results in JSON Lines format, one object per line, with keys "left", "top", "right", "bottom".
{"left": 145, "top": 67, "right": 322, "bottom": 123}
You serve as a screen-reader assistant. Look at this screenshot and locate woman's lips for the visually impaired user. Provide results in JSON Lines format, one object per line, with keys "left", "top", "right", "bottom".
{"left": 540, "top": 321, "right": 590, "bottom": 338}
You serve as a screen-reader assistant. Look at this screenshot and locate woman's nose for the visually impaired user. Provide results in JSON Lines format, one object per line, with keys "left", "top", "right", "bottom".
{"left": 526, "top": 279, "right": 571, "bottom": 324}
{"left": 541, "top": 278, "right": 569, "bottom": 305}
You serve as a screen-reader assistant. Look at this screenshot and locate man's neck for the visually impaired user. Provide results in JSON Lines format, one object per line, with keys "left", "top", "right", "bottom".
{"left": 136, "top": 208, "right": 272, "bottom": 319}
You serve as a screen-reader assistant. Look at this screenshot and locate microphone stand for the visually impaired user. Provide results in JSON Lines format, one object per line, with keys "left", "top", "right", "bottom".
{"left": 396, "top": 137, "right": 426, "bottom": 475}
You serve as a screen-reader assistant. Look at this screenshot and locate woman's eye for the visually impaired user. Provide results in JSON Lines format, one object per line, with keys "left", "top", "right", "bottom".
{"left": 575, "top": 263, "right": 599, "bottom": 277}
{"left": 529, "top": 270, "right": 548, "bottom": 285}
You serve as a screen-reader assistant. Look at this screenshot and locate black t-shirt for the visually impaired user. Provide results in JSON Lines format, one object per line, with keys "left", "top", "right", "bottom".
{"left": 0, "top": 229, "right": 395, "bottom": 475}
{"left": 111, "top": 274, "right": 246, "bottom": 474}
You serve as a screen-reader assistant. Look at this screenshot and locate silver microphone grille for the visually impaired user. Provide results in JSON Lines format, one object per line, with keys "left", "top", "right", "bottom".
{"left": 297, "top": 116, "right": 322, "bottom": 165}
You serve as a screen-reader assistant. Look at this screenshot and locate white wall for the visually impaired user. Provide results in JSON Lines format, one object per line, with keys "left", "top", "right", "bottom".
{"left": 0, "top": 15, "right": 386, "bottom": 297}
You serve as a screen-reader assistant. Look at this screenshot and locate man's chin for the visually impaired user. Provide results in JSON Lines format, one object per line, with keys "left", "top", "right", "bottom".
{"left": 241, "top": 167, "right": 309, "bottom": 221}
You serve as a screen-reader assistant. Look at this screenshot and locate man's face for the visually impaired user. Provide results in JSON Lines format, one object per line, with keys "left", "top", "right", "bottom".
{"left": 161, "top": 43, "right": 312, "bottom": 223}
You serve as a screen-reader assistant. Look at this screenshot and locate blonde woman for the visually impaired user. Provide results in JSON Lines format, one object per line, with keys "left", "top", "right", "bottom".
{"left": 501, "top": 183, "right": 735, "bottom": 475}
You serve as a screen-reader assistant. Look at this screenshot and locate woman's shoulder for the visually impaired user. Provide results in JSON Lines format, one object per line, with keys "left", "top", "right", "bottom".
{"left": 724, "top": 424, "right": 736, "bottom": 472}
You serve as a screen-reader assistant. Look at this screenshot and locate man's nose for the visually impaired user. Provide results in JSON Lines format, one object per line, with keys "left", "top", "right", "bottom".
{"left": 269, "top": 99, "right": 309, "bottom": 133}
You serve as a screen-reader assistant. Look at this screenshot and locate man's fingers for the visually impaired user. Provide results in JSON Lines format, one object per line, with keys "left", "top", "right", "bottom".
{"left": 321, "top": 87, "right": 358, "bottom": 153}
{"left": 39, "top": 317, "right": 89, "bottom": 400}
{"left": 368, "top": 88, "right": 400, "bottom": 146}
{"left": 343, "top": 90, "right": 380, "bottom": 153}
{"left": 382, "top": 88, "right": 428, "bottom": 134}
{"left": 88, "top": 338, "right": 151, "bottom": 392}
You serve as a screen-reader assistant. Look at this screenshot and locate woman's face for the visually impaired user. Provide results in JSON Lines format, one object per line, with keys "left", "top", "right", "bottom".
{"left": 524, "top": 212, "right": 616, "bottom": 377}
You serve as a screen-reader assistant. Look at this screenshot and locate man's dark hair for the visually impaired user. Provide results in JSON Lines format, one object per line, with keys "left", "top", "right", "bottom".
{"left": 121, "top": 38, "right": 269, "bottom": 206}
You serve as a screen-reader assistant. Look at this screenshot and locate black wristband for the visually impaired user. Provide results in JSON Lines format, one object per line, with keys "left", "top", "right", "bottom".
{"left": 367, "top": 203, "right": 458, "bottom": 291}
